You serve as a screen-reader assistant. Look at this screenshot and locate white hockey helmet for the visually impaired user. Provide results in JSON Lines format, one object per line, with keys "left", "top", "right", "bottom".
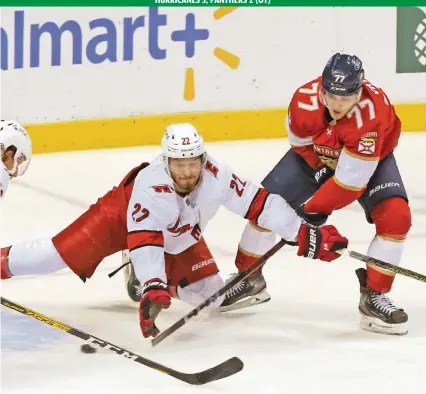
{"left": 161, "top": 123, "right": 206, "bottom": 171}
{"left": 0, "top": 120, "right": 32, "bottom": 176}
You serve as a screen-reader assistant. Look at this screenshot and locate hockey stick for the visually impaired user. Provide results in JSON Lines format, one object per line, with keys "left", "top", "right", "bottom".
{"left": 152, "top": 239, "right": 287, "bottom": 347}
{"left": 1, "top": 297, "right": 243, "bottom": 385}
{"left": 338, "top": 249, "right": 426, "bottom": 283}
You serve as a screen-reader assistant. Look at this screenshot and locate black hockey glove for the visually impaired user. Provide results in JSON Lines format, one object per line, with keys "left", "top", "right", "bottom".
{"left": 296, "top": 204, "right": 329, "bottom": 227}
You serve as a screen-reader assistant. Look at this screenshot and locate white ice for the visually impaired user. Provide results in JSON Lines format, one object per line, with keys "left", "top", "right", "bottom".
{"left": 1, "top": 134, "right": 426, "bottom": 394}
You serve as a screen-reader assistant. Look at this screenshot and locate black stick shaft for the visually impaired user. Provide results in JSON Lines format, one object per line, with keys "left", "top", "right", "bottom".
{"left": 152, "top": 239, "right": 286, "bottom": 347}
{"left": 345, "top": 250, "right": 426, "bottom": 283}
{"left": 1, "top": 297, "right": 243, "bottom": 385}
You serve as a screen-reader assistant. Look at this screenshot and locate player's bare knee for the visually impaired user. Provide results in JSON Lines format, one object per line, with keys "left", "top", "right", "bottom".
{"left": 371, "top": 197, "right": 412, "bottom": 239}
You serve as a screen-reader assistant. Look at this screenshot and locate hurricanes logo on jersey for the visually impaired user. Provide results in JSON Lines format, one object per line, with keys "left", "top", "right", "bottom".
{"left": 168, "top": 218, "right": 201, "bottom": 241}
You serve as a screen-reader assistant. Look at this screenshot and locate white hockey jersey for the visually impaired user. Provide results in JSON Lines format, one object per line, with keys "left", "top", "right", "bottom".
{"left": 127, "top": 154, "right": 302, "bottom": 287}
{"left": 0, "top": 162, "right": 10, "bottom": 199}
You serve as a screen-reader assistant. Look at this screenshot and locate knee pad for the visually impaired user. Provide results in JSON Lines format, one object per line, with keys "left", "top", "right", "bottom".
{"left": 371, "top": 197, "right": 412, "bottom": 240}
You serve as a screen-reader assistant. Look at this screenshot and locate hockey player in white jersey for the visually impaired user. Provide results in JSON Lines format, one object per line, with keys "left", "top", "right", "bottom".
{"left": 1, "top": 123, "right": 348, "bottom": 338}
{"left": 0, "top": 120, "right": 32, "bottom": 199}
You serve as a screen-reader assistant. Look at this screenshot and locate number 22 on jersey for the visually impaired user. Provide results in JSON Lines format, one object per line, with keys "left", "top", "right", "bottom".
{"left": 230, "top": 174, "right": 246, "bottom": 197}
{"left": 132, "top": 203, "right": 150, "bottom": 223}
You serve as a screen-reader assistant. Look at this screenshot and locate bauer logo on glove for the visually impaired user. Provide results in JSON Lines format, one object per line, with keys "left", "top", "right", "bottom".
{"left": 297, "top": 224, "right": 348, "bottom": 262}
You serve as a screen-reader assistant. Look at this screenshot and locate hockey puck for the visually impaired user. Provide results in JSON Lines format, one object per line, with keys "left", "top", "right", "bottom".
{"left": 81, "top": 344, "right": 97, "bottom": 354}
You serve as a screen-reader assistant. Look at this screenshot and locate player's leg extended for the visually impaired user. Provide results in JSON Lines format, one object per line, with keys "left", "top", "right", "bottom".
{"left": 1, "top": 190, "right": 127, "bottom": 281}
{"left": 1, "top": 239, "right": 68, "bottom": 279}
{"left": 219, "top": 222, "right": 275, "bottom": 312}
{"left": 123, "top": 238, "right": 222, "bottom": 304}
{"left": 221, "top": 149, "right": 322, "bottom": 310}
{"left": 357, "top": 153, "right": 411, "bottom": 335}
{"left": 167, "top": 238, "right": 226, "bottom": 308}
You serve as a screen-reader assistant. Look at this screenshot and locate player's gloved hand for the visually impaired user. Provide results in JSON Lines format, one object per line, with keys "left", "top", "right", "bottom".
{"left": 139, "top": 279, "right": 171, "bottom": 338}
{"left": 296, "top": 224, "right": 348, "bottom": 262}
{"left": 296, "top": 204, "right": 329, "bottom": 226}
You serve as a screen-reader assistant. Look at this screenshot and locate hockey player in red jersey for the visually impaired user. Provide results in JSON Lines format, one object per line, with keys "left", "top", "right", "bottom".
{"left": 224, "top": 54, "right": 412, "bottom": 335}
{"left": 1, "top": 123, "right": 349, "bottom": 338}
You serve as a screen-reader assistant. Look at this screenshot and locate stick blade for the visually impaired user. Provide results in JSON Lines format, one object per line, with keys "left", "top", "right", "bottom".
{"left": 178, "top": 357, "right": 244, "bottom": 385}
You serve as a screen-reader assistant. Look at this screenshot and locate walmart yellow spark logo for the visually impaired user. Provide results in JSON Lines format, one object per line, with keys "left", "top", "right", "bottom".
{"left": 180, "top": 7, "right": 240, "bottom": 101}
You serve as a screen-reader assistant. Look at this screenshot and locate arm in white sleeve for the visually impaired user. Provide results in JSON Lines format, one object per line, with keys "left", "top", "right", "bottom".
{"left": 127, "top": 189, "right": 178, "bottom": 288}
{"left": 255, "top": 194, "right": 302, "bottom": 242}
{"left": 222, "top": 166, "right": 302, "bottom": 241}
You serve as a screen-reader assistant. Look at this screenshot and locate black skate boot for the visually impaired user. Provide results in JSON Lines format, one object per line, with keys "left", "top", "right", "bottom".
{"left": 219, "top": 271, "right": 271, "bottom": 312}
{"left": 356, "top": 268, "right": 408, "bottom": 335}
{"left": 122, "top": 250, "right": 142, "bottom": 303}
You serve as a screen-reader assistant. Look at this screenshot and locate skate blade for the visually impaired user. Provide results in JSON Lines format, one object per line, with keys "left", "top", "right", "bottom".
{"left": 218, "top": 291, "right": 271, "bottom": 313}
{"left": 360, "top": 314, "right": 408, "bottom": 336}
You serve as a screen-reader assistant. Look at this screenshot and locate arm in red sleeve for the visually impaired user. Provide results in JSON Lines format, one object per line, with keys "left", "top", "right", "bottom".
{"left": 304, "top": 175, "right": 365, "bottom": 215}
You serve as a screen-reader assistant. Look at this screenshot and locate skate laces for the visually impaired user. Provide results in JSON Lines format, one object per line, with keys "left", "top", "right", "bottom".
{"left": 371, "top": 293, "right": 399, "bottom": 315}
{"left": 135, "top": 284, "right": 144, "bottom": 296}
{"left": 225, "top": 274, "right": 246, "bottom": 299}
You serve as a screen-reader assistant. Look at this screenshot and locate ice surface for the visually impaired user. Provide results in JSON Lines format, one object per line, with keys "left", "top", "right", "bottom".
{"left": 1, "top": 134, "right": 425, "bottom": 394}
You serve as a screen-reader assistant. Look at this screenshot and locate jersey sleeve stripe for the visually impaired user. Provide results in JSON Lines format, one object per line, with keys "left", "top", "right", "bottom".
{"left": 128, "top": 230, "right": 164, "bottom": 251}
{"left": 335, "top": 148, "right": 379, "bottom": 189}
{"left": 244, "top": 188, "right": 270, "bottom": 223}
{"left": 333, "top": 176, "right": 365, "bottom": 191}
{"left": 343, "top": 148, "right": 380, "bottom": 161}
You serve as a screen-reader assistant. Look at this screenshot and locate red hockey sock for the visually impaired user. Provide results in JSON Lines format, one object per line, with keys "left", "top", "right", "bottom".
{"left": 366, "top": 265, "right": 395, "bottom": 293}
{"left": 1, "top": 247, "right": 12, "bottom": 279}
{"left": 235, "top": 248, "right": 262, "bottom": 274}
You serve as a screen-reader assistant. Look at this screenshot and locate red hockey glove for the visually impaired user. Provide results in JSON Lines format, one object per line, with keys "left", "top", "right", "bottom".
{"left": 139, "top": 279, "right": 171, "bottom": 338}
{"left": 1, "top": 247, "right": 12, "bottom": 280}
{"left": 297, "top": 224, "right": 348, "bottom": 262}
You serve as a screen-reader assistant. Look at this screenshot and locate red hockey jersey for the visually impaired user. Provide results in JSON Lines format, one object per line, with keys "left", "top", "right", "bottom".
{"left": 286, "top": 77, "right": 401, "bottom": 214}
